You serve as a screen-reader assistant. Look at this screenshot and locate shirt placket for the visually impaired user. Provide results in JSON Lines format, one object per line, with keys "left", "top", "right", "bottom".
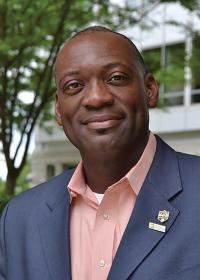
{"left": 92, "top": 191, "right": 118, "bottom": 280}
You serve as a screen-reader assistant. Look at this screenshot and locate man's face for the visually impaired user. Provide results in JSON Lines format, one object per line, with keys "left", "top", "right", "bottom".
{"left": 55, "top": 32, "right": 158, "bottom": 156}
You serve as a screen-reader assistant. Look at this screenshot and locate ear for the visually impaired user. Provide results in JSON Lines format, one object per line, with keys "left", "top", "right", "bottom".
{"left": 55, "top": 92, "right": 63, "bottom": 126}
{"left": 144, "top": 73, "right": 159, "bottom": 108}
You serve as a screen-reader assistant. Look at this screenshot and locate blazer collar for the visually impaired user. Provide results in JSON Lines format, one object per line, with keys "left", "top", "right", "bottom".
{"left": 108, "top": 136, "right": 182, "bottom": 280}
{"left": 38, "top": 169, "right": 75, "bottom": 280}
{"left": 147, "top": 135, "right": 182, "bottom": 199}
{"left": 45, "top": 168, "right": 75, "bottom": 210}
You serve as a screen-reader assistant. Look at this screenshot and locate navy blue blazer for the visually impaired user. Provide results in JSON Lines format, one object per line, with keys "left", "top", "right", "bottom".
{"left": 1, "top": 137, "right": 200, "bottom": 280}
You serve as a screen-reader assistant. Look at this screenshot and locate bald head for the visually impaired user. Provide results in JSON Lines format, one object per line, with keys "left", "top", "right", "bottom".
{"left": 56, "top": 26, "right": 147, "bottom": 76}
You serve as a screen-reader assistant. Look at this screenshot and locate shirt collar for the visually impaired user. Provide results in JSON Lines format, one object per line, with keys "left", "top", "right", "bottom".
{"left": 125, "top": 132, "right": 156, "bottom": 195}
{"left": 68, "top": 132, "right": 156, "bottom": 202}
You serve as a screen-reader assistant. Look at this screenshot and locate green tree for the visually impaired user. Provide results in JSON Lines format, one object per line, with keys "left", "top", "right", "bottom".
{"left": 0, "top": 160, "right": 30, "bottom": 214}
{"left": 0, "top": 0, "right": 199, "bottom": 195}
{"left": 0, "top": 0, "right": 134, "bottom": 195}
{"left": 15, "top": 158, "right": 31, "bottom": 194}
{"left": 0, "top": 178, "right": 11, "bottom": 214}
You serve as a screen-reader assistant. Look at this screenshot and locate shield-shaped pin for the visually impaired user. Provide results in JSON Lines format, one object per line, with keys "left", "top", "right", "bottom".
{"left": 157, "top": 210, "right": 170, "bottom": 223}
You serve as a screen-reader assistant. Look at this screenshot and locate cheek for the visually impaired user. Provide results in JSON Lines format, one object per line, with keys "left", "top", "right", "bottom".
{"left": 61, "top": 121, "right": 80, "bottom": 149}
{"left": 120, "top": 92, "right": 149, "bottom": 128}
{"left": 119, "top": 90, "right": 145, "bottom": 113}
{"left": 58, "top": 96, "right": 79, "bottom": 123}
{"left": 57, "top": 99, "right": 79, "bottom": 141}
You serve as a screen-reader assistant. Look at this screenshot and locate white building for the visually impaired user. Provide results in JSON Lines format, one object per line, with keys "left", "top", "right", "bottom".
{"left": 133, "top": 2, "right": 200, "bottom": 154}
{"left": 32, "top": 2, "right": 200, "bottom": 186}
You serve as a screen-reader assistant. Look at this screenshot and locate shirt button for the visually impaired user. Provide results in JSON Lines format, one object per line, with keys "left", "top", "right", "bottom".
{"left": 103, "top": 213, "right": 110, "bottom": 220}
{"left": 98, "top": 259, "right": 105, "bottom": 267}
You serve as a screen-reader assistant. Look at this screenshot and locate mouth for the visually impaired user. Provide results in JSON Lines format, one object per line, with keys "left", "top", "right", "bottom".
{"left": 82, "top": 114, "right": 125, "bottom": 130}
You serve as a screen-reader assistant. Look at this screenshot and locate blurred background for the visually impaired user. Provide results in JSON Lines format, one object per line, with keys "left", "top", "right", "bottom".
{"left": 0, "top": 0, "right": 200, "bottom": 211}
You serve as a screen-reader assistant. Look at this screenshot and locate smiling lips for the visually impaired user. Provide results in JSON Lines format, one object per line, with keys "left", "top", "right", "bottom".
{"left": 82, "top": 115, "right": 124, "bottom": 130}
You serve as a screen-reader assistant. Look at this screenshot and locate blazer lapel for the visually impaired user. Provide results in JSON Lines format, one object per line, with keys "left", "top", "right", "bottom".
{"left": 108, "top": 137, "right": 182, "bottom": 280}
{"left": 38, "top": 170, "right": 74, "bottom": 280}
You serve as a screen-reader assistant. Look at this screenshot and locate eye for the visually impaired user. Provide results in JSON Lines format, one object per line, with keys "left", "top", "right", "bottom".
{"left": 65, "top": 81, "right": 83, "bottom": 90}
{"left": 63, "top": 80, "right": 84, "bottom": 95}
{"left": 107, "top": 73, "right": 129, "bottom": 85}
{"left": 110, "top": 75, "right": 127, "bottom": 81}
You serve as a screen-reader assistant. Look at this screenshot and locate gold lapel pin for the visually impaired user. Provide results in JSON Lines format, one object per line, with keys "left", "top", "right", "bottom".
{"left": 157, "top": 210, "right": 170, "bottom": 223}
{"left": 149, "top": 222, "right": 166, "bottom": 233}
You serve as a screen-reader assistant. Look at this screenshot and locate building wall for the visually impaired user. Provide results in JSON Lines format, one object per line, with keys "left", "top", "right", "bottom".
{"left": 31, "top": 125, "right": 81, "bottom": 186}
{"left": 150, "top": 105, "right": 200, "bottom": 156}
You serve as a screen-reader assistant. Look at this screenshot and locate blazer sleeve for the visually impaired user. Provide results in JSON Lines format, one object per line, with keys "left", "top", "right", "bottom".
{"left": 0, "top": 204, "right": 9, "bottom": 280}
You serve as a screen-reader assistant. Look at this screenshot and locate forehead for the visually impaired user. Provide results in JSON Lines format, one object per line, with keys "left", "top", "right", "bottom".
{"left": 55, "top": 32, "right": 138, "bottom": 77}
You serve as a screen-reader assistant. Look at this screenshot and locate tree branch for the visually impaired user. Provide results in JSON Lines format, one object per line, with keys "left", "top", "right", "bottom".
{"left": 0, "top": 65, "right": 11, "bottom": 166}
{"left": 12, "top": 0, "right": 72, "bottom": 166}
{"left": 138, "top": 0, "right": 161, "bottom": 22}
{"left": 8, "top": 67, "right": 23, "bottom": 146}
{"left": 17, "top": 92, "right": 53, "bottom": 174}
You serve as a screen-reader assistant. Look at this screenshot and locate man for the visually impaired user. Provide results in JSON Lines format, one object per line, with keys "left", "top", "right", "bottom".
{"left": 1, "top": 26, "right": 200, "bottom": 280}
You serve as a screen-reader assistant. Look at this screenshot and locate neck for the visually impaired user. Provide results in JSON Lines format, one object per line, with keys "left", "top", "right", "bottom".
{"left": 81, "top": 135, "right": 149, "bottom": 193}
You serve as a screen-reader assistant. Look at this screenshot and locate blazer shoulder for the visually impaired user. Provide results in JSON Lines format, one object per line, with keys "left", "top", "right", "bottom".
{"left": 176, "top": 151, "right": 200, "bottom": 188}
{"left": 177, "top": 151, "right": 200, "bottom": 168}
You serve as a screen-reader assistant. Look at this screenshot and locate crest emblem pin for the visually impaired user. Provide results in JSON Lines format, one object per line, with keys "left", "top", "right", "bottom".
{"left": 157, "top": 210, "right": 170, "bottom": 223}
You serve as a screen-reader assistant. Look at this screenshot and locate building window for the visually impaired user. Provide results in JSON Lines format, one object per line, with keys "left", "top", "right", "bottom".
{"left": 46, "top": 164, "right": 55, "bottom": 180}
{"left": 165, "top": 43, "right": 185, "bottom": 92}
{"left": 143, "top": 43, "right": 185, "bottom": 106}
{"left": 191, "top": 33, "right": 200, "bottom": 103}
{"left": 62, "top": 163, "right": 76, "bottom": 171}
{"left": 142, "top": 47, "right": 161, "bottom": 74}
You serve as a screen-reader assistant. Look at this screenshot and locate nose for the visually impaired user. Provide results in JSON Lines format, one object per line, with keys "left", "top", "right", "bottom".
{"left": 82, "top": 80, "right": 114, "bottom": 110}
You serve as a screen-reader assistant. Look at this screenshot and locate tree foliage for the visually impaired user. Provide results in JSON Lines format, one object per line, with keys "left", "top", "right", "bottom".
{"left": 0, "top": 0, "right": 199, "bottom": 195}
{"left": 0, "top": 159, "right": 30, "bottom": 214}
{"left": 0, "top": 179, "right": 11, "bottom": 214}
{"left": 0, "top": 0, "right": 134, "bottom": 194}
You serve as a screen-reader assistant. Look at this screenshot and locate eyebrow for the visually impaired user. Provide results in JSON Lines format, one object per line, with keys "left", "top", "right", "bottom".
{"left": 103, "top": 62, "right": 128, "bottom": 68}
{"left": 59, "top": 71, "right": 80, "bottom": 86}
{"left": 58, "top": 62, "right": 133, "bottom": 86}
{"left": 102, "top": 62, "right": 133, "bottom": 73}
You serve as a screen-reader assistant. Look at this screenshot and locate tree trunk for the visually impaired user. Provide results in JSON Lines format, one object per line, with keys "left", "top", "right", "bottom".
{"left": 5, "top": 172, "right": 18, "bottom": 195}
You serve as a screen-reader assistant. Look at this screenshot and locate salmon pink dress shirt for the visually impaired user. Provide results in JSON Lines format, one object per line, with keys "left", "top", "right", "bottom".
{"left": 68, "top": 133, "right": 156, "bottom": 280}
